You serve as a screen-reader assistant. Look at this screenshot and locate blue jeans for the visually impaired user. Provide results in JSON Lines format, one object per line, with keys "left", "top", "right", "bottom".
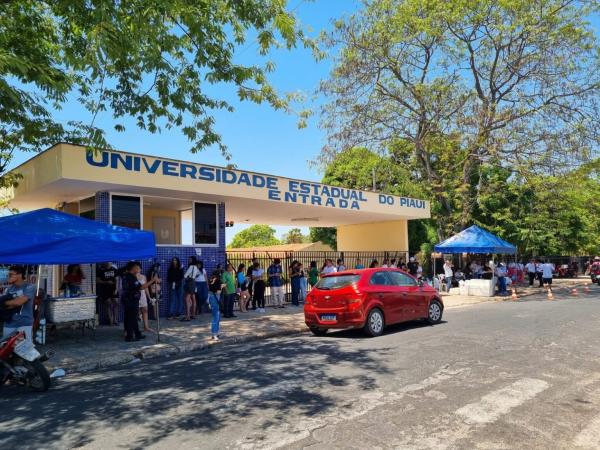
{"left": 169, "top": 284, "right": 184, "bottom": 317}
{"left": 291, "top": 277, "right": 300, "bottom": 305}
{"left": 498, "top": 276, "right": 507, "bottom": 294}
{"left": 196, "top": 281, "right": 208, "bottom": 313}
{"left": 208, "top": 292, "right": 220, "bottom": 335}
{"left": 445, "top": 277, "right": 452, "bottom": 292}
{"left": 299, "top": 277, "right": 307, "bottom": 302}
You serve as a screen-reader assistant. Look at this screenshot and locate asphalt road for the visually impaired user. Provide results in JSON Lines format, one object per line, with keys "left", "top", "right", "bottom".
{"left": 2, "top": 292, "right": 600, "bottom": 450}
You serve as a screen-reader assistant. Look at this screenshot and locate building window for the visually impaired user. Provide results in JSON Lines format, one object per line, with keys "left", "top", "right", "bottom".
{"left": 194, "top": 202, "right": 217, "bottom": 245}
{"left": 111, "top": 195, "right": 141, "bottom": 229}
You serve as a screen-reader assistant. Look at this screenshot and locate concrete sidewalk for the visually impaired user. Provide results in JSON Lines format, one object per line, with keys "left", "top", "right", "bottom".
{"left": 41, "top": 277, "right": 596, "bottom": 375}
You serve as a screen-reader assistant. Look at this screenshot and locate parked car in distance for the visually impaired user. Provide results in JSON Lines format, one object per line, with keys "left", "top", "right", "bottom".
{"left": 304, "top": 268, "right": 443, "bottom": 337}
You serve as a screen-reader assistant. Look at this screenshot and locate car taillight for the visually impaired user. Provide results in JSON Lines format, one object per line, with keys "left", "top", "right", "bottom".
{"left": 346, "top": 298, "right": 362, "bottom": 309}
{"left": 305, "top": 295, "right": 313, "bottom": 305}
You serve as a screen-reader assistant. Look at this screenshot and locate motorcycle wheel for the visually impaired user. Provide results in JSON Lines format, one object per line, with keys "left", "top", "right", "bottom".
{"left": 25, "top": 361, "right": 51, "bottom": 392}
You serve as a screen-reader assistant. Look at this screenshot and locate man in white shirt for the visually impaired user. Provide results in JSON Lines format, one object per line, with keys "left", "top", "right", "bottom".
{"left": 525, "top": 259, "right": 537, "bottom": 286}
{"left": 541, "top": 260, "right": 555, "bottom": 286}
{"left": 443, "top": 260, "right": 453, "bottom": 292}
{"left": 321, "top": 259, "right": 337, "bottom": 276}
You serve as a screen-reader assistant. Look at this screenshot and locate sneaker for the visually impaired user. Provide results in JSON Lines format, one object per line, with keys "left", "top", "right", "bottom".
{"left": 260, "top": 308, "right": 266, "bottom": 313}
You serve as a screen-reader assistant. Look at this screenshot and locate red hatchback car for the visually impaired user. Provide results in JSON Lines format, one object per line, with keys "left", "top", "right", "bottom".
{"left": 304, "top": 268, "right": 444, "bottom": 337}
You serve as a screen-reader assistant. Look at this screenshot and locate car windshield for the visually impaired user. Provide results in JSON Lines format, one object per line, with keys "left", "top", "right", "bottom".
{"left": 315, "top": 274, "right": 361, "bottom": 290}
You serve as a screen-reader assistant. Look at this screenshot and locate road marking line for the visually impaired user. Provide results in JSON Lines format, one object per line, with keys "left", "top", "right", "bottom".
{"left": 455, "top": 378, "right": 549, "bottom": 425}
{"left": 573, "top": 413, "right": 600, "bottom": 449}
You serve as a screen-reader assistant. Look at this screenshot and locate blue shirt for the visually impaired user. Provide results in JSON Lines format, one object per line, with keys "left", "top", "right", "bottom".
{"left": 267, "top": 264, "right": 283, "bottom": 287}
{"left": 6, "top": 283, "right": 35, "bottom": 327}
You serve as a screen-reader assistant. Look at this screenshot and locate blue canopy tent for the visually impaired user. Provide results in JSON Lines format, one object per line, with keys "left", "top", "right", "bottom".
{"left": 0, "top": 208, "right": 156, "bottom": 264}
{"left": 434, "top": 225, "right": 516, "bottom": 255}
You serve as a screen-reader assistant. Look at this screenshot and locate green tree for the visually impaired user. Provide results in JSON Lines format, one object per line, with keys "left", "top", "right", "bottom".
{"left": 309, "top": 227, "right": 337, "bottom": 250}
{"left": 0, "top": 0, "right": 312, "bottom": 200}
{"left": 282, "top": 228, "right": 308, "bottom": 244}
{"left": 320, "top": 0, "right": 600, "bottom": 239}
{"left": 228, "top": 225, "right": 280, "bottom": 248}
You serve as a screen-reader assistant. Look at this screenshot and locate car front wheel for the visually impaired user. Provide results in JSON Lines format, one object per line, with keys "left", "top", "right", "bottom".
{"left": 427, "top": 300, "right": 443, "bottom": 325}
{"left": 364, "top": 308, "right": 385, "bottom": 337}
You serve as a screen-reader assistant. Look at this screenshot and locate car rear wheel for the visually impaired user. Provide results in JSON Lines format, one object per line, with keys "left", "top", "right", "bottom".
{"left": 364, "top": 308, "right": 384, "bottom": 337}
{"left": 309, "top": 327, "right": 328, "bottom": 336}
{"left": 427, "top": 300, "right": 443, "bottom": 325}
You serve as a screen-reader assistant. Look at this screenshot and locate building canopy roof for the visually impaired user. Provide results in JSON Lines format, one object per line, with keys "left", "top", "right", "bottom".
{"left": 434, "top": 225, "right": 517, "bottom": 255}
{"left": 0, "top": 208, "right": 156, "bottom": 264}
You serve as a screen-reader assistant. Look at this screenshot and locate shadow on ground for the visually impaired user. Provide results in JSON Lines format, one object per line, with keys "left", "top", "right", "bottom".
{"left": 0, "top": 333, "right": 396, "bottom": 449}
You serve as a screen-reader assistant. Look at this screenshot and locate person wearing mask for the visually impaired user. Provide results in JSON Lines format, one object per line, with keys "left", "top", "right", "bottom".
{"left": 321, "top": 259, "right": 337, "bottom": 276}
{"left": 237, "top": 264, "right": 250, "bottom": 312}
{"left": 63, "top": 264, "right": 85, "bottom": 295}
{"left": 290, "top": 260, "right": 301, "bottom": 307}
{"left": 252, "top": 262, "right": 266, "bottom": 312}
{"left": 336, "top": 259, "right": 346, "bottom": 272}
{"left": 195, "top": 260, "right": 208, "bottom": 315}
{"left": 96, "top": 262, "right": 118, "bottom": 326}
{"left": 525, "top": 259, "right": 537, "bottom": 287}
{"left": 221, "top": 263, "right": 237, "bottom": 318}
{"left": 541, "top": 260, "right": 555, "bottom": 287}
{"left": 122, "top": 261, "right": 158, "bottom": 342}
{"left": 167, "top": 257, "right": 184, "bottom": 319}
{"left": 268, "top": 258, "right": 284, "bottom": 308}
{"left": 308, "top": 261, "right": 320, "bottom": 288}
{"left": 443, "top": 260, "right": 454, "bottom": 292}
{"left": 354, "top": 259, "right": 365, "bottom": 270}
{"left": 207, "top": 270, "right": 224, "bottom": 340}
{"left": 182, "top": 256, "right": 199, "bottom": 321}
{"left": 2, "top": 265, "right": 36, "bottom": 343}
{"left": 298, "top": 263, "right": 307, "bottom": 304}
{"left": 407, "top": 257, "right": 419, "bottom": 277}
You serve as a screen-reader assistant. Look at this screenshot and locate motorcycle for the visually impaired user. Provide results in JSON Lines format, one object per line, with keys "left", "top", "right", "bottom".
{"left": 0, "top": 330, "right": 53, "bottom": 392}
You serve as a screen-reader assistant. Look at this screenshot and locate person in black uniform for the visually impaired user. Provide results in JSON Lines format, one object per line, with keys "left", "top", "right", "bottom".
{"left": 121, "top": 261, "right": 158, "bottom": 342}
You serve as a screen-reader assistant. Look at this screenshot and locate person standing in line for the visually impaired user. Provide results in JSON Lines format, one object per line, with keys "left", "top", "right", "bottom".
{"left": 290, "top": 260, "right": 301, "bottom": 307}
{"left": 252, "top": 262, "right": 266, "bottom": 313}
{"left": 96, "top": 262, "right": 118, "bottom": 325}
{"left": 298, "top": 262, "right": 307, "bottom": 303}
{"left": 407, "top": 257, "right": 419, "bottom": 277}
{"left": 207, "top": 270, "right": 224, "bottom": 341}
{"left": 122, "top": 262, "right": 158, "bottom": 342}
{"left": 321, "top": 259, "right": 337, "bottom": 276}
{"left": 136, "top": 264, "right": 154, "bottom": 333}
{"left": 246, "top": 258, "right": 257, "bottom": 302}
{"left": 443, "top": 260, "right": 454, "bottom": 292}
{"left": 398, "top": 258, "right": 406, "bottom": 270}
{"left": 308, "top": 261, "right": 320, "bottom": 288}
{"left": 221, "top": 263, "right": 237, "bottom": 318}
{"left": 369, "top": 259, "right": 379, "bottom": 268}
{"left": 267, "top": 258, "right": 284, "bottom": 308}
{"left": 390, "top": 258, "right": 397, "bottom": 268}
{"left": 167, "top": 257, "right": 184, "bottom": 319}
{"left": 1, "top": 265, "right": 36, "bottom": 343}
{"left": 182, "top": 256, "right": 199, "bottom": 321}
{"left": 354, "top": 259, "right": 365, "bottom": 270}
{"left": 146, "top": 263, "right": 161, "bottom": 319}
{"left": 525, "top": 259, "right": 537, "bottom": 287}
{"left": 541, "top": 260, "right": 555, "bottom": 287}
{"left": 496, "top": 262, "right": 508, "bottom": 296}
{"left": 381, "top": 259, "right": 390, "bottom": 268}
{"left": 195, "top": 260, "right": 208, "bottom": 315}
{"left": 236, "top": 264, "right": 250, "bottom": 312}
{"left": 536, "top": 259, "right": 544, "bottom": 287}
{"left": 336, "top": 259, "right": 346, "bottom": 272}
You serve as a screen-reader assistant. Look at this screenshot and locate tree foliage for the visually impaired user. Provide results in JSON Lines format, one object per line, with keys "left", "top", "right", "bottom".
{"left": 228, "top": 224, "right": 281, "bottom": 249}
{"left": 282, "top": 227, "right": 309, "bottom": 244}
{"left": 0, "top": 0, "right": 311, "bottom": 195}
{"left": 309, "top": 227, "right": 337, "bottom": 250}
{"left": 320, "top": 0, "right": 600, "bottom": 239}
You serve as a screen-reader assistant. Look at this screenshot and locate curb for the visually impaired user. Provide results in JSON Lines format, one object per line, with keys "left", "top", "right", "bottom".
{"left": 49, "top": 325, "right": 310, "bottom": 374}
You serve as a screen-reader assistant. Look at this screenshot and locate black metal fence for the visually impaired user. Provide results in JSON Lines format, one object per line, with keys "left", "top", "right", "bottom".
{"left": 225, "top": 250, "right": 409, "bottom": 305}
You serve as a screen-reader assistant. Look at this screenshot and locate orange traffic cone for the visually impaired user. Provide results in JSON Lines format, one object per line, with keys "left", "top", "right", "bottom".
{"left": 511, "top": 287, "right": 518, "bottom": 301}
{"left": 571, "top": 287, "right": 578, "bottom": 296}
{"left": 547, "top": 287, "right": 554, "bottom": 300}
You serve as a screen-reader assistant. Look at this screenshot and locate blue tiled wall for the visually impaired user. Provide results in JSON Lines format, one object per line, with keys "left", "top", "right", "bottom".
{"left": 94, "top": 192, "right": 226, "bottom": 320}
